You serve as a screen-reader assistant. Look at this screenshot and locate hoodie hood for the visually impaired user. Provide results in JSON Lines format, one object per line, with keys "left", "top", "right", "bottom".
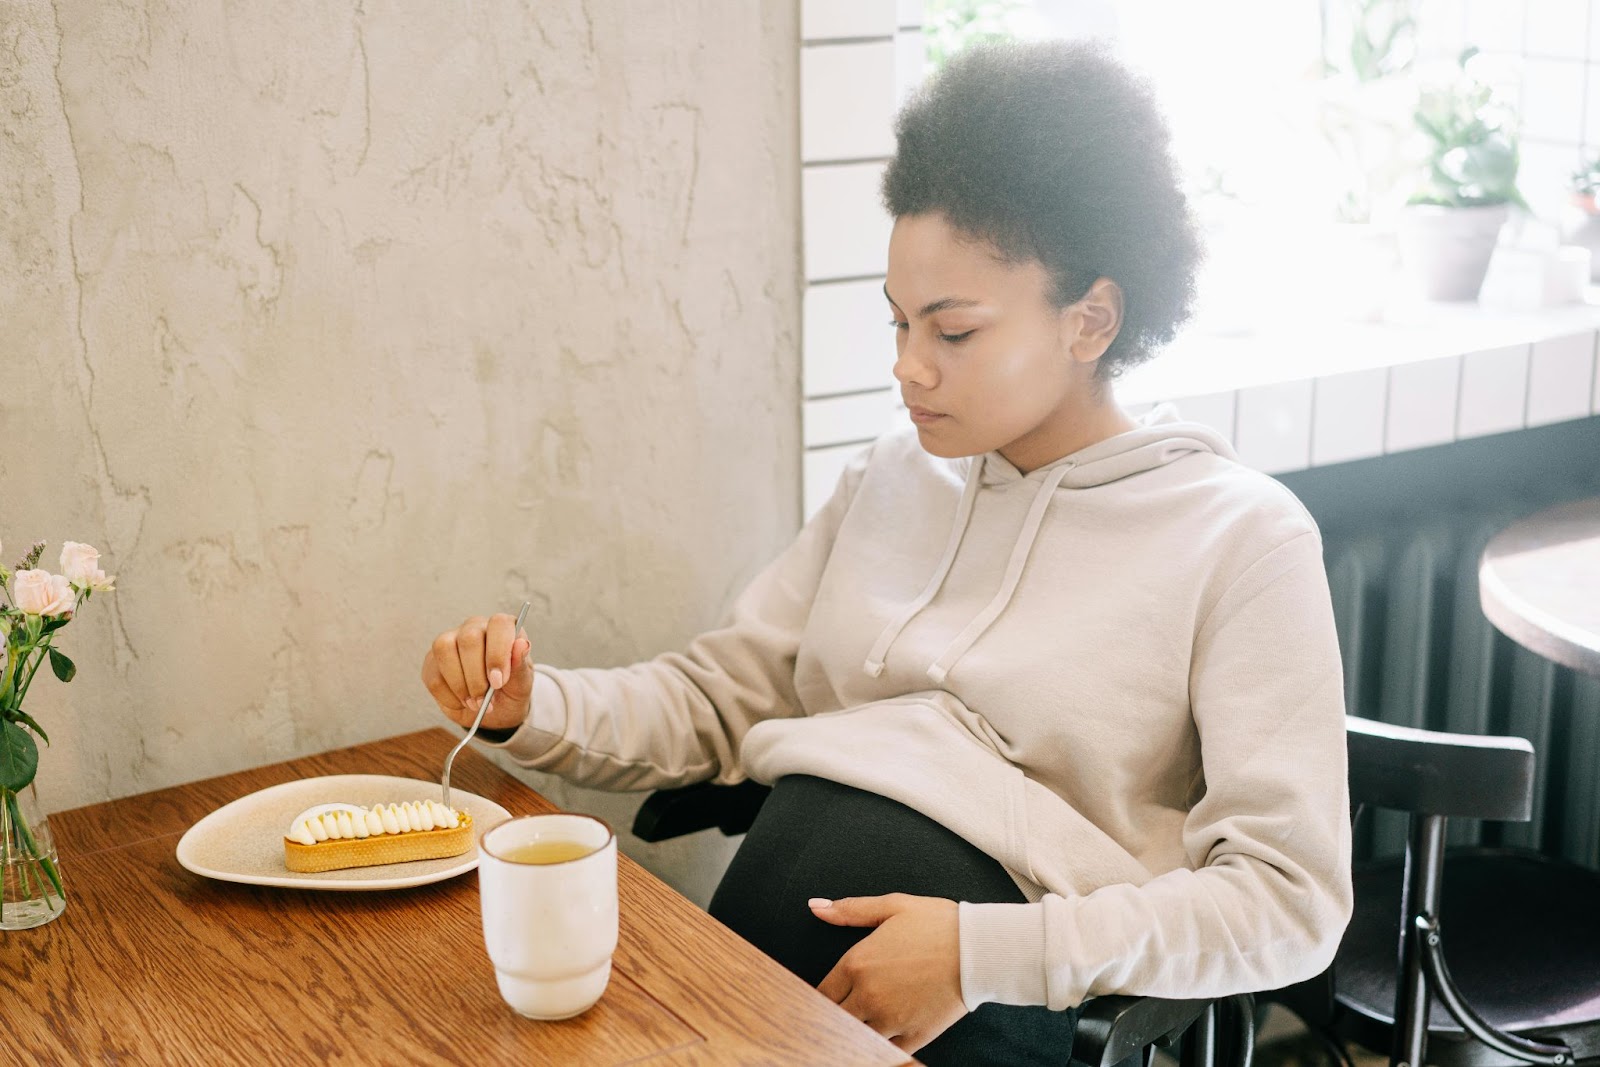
{"left": 974, "top": 402, "right": 1236, "bottom": 489}
{"left": 863, "top": 402, "right": 1233, "bottom": 684}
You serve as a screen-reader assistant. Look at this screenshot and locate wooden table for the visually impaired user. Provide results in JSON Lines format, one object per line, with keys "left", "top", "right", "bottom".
{"left": 1480, "top": 497, "right": 1600, "bottom": 676}
{"left": 1, "top": 729, "right": 913, "bottom": 1066}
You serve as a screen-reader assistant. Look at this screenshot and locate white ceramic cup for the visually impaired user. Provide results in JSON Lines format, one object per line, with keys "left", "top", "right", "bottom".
{"left": 478, "top": 813, "right": 618, "bottom": 1020}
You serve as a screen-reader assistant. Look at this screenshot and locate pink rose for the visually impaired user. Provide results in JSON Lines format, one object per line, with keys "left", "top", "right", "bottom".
{"left": 59, "top": 541, "right": 114, "bottom": 592}
{"left": 12, "top": 569, "right": 75, "bottom": 617}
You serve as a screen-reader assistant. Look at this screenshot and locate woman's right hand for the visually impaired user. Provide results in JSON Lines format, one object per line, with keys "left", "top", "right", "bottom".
{"left": 421, "top": 612, "right": 535, "bottom": 731}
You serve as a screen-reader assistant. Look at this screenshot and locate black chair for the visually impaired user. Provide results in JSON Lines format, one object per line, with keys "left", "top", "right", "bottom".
{"left": 1263, "top": 716, "right": 1600, "bottom": 1067}
{"left": 634, "top": 781, "right": 1254, "bottom": 1067}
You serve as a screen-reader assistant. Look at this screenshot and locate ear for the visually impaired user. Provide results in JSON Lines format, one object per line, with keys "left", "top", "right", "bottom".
{"left": 1062, "top": 278, "right": 1124, "bottom": 365}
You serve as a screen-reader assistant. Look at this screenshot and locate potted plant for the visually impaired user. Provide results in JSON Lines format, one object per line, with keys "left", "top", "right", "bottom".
{"left": 1564, "top": 153, "right": 1600, "bottom": 282}
{"left": 1396, "top": 47, "right": 1526, "bottom": 301}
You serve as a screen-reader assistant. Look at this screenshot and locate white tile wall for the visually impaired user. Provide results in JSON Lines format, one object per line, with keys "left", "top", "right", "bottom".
{"left": 1169, "top": 391, "right": 1238, "bottom": 444}
{"left": 1456, "top": 344, "right": 1531, "bottom": 438}
{"left": 802, "top": 43, "right": 897, "bottom": 162}
{"left": 1526, "top": 331, "right": 1598, "bottom": 425}
{"left": 802, "top": 163, "right": 892, "bottom": 282}
{"left": 1586, "top": 73, "right": 1600, "bottom": 146}
{"left": 1416, "top": 0, "right": 1468, "bottom": 61}
{"left": 895, "top": 29, "right": 928, "bottom": 103}
{"left": 1466, "top": 0, "right": 1525, "bottom": 55}
{"left": 802, "top": 0, "right": 896, "bottom": 42}
{"left": 1520, "top": 140, "right": 1584, "bottom": 219}
{"left": 804, "top": 389, "right": 902, "bottom": 448}
{"left": 1235, "top": 380, "right": 1315, "bottom": 475}
{"left": 1526, "top": 0, "right": 1591, "bottom": 59}
{"left": 804, "top": 280, "right": 896, "bottom": 396}
{"left": 1386, "top": 355, "right": 1463, "bottom": 452}
{"left": 804, "top": 443, "right": 868, "bottom": 520}
{"left": 1522, "top": 58, "right": 1587, "bottom": 141}
{"left": 1312, "top": 368, "right": 1388, "bottom": 467}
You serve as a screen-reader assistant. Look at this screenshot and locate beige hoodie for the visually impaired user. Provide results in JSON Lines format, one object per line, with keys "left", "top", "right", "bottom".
{"left": 486, "top": 404, "right": 1353, "bottom": 1009}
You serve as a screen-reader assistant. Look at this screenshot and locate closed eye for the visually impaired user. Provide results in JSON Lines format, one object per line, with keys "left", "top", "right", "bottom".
{"left": 940, "top": 330, "right": 975, "bottom": 344}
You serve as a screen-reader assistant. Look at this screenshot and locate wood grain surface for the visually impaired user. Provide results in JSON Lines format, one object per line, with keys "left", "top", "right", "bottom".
{"left": 1, "top": 729, "right": 913, "bottom": 1066}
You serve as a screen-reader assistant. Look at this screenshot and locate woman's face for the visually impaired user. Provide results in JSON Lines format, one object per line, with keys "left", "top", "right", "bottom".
{"left": 884, "top": 212, "right": 1125, "bottom": 473}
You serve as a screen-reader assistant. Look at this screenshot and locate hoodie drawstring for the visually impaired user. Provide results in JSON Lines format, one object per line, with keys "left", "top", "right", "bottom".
{"left": 862, "top": 455, "right": 985, "bottom": 677}
{"left": 924, "top": 461, "right": 1074, "bottom": 685}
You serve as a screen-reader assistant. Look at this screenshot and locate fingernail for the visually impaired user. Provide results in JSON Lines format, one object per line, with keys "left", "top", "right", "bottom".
{"left": 808, "top": 898, "right": 832, "bottom": 909}
{"left": 489, "top": 669, "right": 504, "bottom": 689}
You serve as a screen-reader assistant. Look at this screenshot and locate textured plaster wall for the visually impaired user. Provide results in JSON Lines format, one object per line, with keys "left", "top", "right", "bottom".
{"left": 1, "top": 1, "right": 799, "bottom": 905}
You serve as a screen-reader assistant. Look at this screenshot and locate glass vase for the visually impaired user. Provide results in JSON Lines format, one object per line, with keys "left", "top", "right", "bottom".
{"left": 1, "top": 776, "right": 66, "bottom": 930}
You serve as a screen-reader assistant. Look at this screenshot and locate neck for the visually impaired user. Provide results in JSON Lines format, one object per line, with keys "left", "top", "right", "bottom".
{"left": 999, "top": 383, "right": 1137, "bottom": 475}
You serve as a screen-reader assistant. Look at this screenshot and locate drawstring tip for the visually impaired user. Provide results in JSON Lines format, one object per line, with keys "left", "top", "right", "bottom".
{"left": 926, "top": 665, "right": 948, "bottom": 685}
{"left": 862, "top": 659, "right": 885, "bottom": 678}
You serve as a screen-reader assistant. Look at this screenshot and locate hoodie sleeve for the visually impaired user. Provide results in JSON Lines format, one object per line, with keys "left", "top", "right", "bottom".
{"left": 959, "top": 530, "right": 1354, "bottom": 1008}
{"left": 478, "top": 443, "right": 876, "bottom": 792}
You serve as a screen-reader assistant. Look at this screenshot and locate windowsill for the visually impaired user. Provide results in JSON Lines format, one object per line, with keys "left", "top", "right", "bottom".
{"left": 1115, "top": 293, "right": 1600, "bottom": 476}
{"left": 1120, "top": 295, "right": 1600, "bottom": 404}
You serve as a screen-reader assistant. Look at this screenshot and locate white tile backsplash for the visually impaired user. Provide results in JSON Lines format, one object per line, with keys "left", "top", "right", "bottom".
{"left": 802, "top": 0, "right": 896, "bottom": 41}
{"left": 1526, "top": 331, "right": 1597, "bottom": 425}
{"left": 1586, "top": 64, "right": 1600, "bottom": 145}
{"left": 1522, "top": 58, "right": 1587, "bottom": 142}
{"left": 895, "top": 29, "right": 928, "bottom": 104}
{"left": 1457, "top": 344, "right": 1532, "bottom": 438}
{"left": 1519, "top": 140, "right": 1584, "bottom": 220}
{"left": 802, "top": 43, "right": 897, "bottom": 162}
{"left": 804, "top": 442, "right": 869, "bottom": 520}
{"left": 804, "top": 389, "right": 901, "bottom": 447}
{"left": 802, "top": 163, "right": 892, "bottom": 282}
{"left": 1416, "top": 0, "right": 1468, "bottom": 60}
{"left": 1465, "top": 0, "right": 1525, "bottom": 54}
{"left": 805, "top": 280, "right": 896, "bottom": 397}
{"left": 1312, "top": 368, "right": 1388, "bottom": 467}
{"left": 1236, "top": 380, "right": 1314, "bottom": 474}
{"left": 1525, "top": 0, "right": 1591, "bottom": 59}
{"left": 1169, "top": 391, "right": 1237, "bottom": 445}
{"left": 1387, "top": 355, "right": 1463, "bottom": 453}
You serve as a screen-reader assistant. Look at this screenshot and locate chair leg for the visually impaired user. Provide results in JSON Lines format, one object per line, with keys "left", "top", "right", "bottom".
{"left": 1179, "top": 1003, "right": 1218, "bottom": 1067}
{"left": 1217, "top": 994, "right": 1255, "bottom": 1067}
{"left": 1391, "top": 814, "right": 1444, "bottom": 1067}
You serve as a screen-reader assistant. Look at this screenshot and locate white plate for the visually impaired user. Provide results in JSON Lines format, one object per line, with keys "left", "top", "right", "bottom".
{"left": 175, "top": 774, "right": 513, "bottom": 891}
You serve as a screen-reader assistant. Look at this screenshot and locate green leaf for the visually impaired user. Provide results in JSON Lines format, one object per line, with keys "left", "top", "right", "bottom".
{"left": 48, "top": 647, "right": 75, "bottom": 683}
{"left": 12, "top": 709, "right": 48, "bottom": 745}
{"left": 0, "top": 719, "right": 39, "bottom": 792}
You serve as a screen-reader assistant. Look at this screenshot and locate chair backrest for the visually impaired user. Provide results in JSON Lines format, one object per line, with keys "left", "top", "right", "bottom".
{"left": 1344, "top": 715, "right": 1535, "bottom": 823}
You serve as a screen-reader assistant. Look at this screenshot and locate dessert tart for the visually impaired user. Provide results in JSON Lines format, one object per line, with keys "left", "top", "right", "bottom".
{"left": 283, "top": 800, "right": 473, "bottom": 873}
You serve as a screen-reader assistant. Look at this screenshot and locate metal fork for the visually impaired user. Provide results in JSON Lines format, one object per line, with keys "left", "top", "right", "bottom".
{"left": 442, "top": 601, "right": 531, "bottom": 809}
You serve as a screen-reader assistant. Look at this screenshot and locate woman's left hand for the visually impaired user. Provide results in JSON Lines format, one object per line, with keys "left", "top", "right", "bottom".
{"left": 810, "top": 893, "right": 968, "bottom": 1054}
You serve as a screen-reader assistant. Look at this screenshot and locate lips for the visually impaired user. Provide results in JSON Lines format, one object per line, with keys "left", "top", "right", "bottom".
{"left": 907, "top": 404, "right": 947, "bottom": 424}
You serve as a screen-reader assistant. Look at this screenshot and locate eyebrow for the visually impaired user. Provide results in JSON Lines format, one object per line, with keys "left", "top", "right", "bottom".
{"left": 883, "top": 284, "right": 983, "bottom": 319}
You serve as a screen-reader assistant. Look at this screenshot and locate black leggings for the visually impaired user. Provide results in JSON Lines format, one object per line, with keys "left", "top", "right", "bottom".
{"left": 708, "top": 775, "right": 1080, "bottom": 1067}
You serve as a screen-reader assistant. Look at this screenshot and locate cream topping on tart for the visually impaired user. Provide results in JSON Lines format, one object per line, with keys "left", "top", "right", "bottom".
{"left": 285, "top": 801, "right": 461, "bottom": 846}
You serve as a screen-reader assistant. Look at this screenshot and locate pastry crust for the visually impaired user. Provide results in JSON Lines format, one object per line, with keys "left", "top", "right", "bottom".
{"left": 283, "top": 812, "right": 474, "bottom": 873}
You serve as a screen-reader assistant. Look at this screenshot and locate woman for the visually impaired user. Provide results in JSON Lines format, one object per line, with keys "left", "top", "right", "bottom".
{"left": 421, "top": 41, "right": 1352, "bottom": 1065}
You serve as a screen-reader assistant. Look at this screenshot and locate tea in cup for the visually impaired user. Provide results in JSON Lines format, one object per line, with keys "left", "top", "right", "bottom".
{"left": 478, "top": 813, "right": 618, "bottom": 1019}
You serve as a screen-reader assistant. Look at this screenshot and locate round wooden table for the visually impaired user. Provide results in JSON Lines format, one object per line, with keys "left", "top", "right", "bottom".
{"left": 1480, "top": 497, "right": 1600, "bottom": 676}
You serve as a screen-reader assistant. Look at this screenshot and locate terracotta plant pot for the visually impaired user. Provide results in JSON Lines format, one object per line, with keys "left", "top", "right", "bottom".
{"left": 1396, "top": 201, "right": 1510, "bottom": 301}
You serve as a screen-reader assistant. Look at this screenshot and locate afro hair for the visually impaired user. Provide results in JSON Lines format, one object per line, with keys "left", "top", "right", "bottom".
{"left": 882, "top": 40, "right": 1204, "bottom": 378}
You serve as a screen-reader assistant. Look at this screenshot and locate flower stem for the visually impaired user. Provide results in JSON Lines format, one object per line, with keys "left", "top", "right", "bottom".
{"left": 3, "top": 788, "right": 63, "bottom": 902}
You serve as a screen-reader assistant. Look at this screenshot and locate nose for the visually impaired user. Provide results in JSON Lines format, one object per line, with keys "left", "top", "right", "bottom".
{"left": 892, "top": 329, "right": 937, "bottom": 390}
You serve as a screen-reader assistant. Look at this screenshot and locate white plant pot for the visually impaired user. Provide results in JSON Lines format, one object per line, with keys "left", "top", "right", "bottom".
{"left": 1396, "top": 202, "right": 1510, "bottom": 301}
